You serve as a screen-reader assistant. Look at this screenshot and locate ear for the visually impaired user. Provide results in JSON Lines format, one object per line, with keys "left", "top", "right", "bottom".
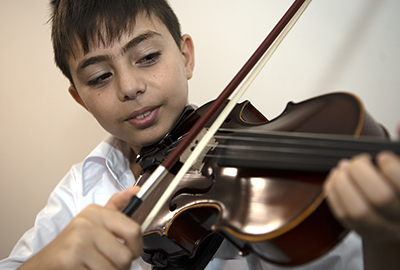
{"left": 68, "top": 85, "right": 88, "bottom": 111}
{"left": 180, "top": 34, "right": 195, "bottom": 80}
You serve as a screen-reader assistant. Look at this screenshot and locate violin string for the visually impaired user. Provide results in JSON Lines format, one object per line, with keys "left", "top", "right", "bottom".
{"left": 201, "top": 144, "right": 373, "bottom": 162}
{"left": 187, "top": 129, "right": 392, "bottom": 150}
{"left": 218, "top": 128, "right": 394, "bottom": 148}
{"left": 203, "top": 144, "right": 376, "bottom": 162}
{"left": 184, "top": 128, "right": 399, "bottom": 166}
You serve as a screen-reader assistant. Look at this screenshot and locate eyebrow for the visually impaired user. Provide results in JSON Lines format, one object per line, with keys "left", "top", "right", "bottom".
{"left": 76, "top": 31, "right": 162, "bottom": 75}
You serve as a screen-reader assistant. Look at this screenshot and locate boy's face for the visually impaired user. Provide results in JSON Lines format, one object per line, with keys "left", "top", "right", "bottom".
{"left": 68, "top": 14, "right": 194, "bottom": 154}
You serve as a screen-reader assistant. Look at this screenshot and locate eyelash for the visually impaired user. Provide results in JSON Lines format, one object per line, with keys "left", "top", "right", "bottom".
{"left": 137, "top": 52, "right": 162, "bottom": 66}
{"left": 87, "top": 73, "right": 112, "bottom": 86}
{"left": 86, "top": 52, "right": 162, "bottom": 87}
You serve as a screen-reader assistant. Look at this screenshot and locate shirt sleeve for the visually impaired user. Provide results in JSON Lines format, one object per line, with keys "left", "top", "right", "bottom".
{"left": 0, "top": 169, "right": 78, "bottom": 269}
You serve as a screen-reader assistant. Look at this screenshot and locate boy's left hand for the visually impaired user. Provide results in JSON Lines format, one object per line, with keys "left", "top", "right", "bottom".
{"left": 324, "top": 151, "right": 400, "bottom": 243}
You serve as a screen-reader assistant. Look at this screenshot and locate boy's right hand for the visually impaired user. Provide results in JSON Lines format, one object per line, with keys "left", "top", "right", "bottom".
{"left": 19, "top": 186, "right": 143, "bottom": 270}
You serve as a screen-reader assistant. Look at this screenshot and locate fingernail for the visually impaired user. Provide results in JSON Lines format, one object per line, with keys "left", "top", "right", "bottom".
{"left": 377, "top": 151, "right": 394, "bottom": 164}
{"left": 327, "top": 167, "right": 338, "bottom": 179}
{"left": 338, "top": 159, "right": 349, "bottom": 169}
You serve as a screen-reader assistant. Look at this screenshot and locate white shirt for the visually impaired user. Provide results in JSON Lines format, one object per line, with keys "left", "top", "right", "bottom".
{"left": 0, "top": 136, "right": 363, "bottom": 269}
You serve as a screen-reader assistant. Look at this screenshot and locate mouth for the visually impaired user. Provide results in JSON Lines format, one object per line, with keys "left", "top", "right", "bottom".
{"left": 126, "top": 106, "right": 160, "bottom": 128}
{"left": 135, "top": 110, "right": 151, "bottom": 120}
{"left": 127, "top": 106, "right": 157, "bottom": 120}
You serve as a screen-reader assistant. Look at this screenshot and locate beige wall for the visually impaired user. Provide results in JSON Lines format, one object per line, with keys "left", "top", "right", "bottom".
{"left": 1, "top": 0, "right": 400, "bottom": 260}
{"left": 0, "top": 0, "right": 108, "bottom": 259}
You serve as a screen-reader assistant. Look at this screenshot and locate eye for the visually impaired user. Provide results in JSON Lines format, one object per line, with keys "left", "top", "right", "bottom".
{"left": 137, "top": 52, "right": 161, "bottom": 66}
{"left": 87, "top": 73, "right": 112, "bottom": 86}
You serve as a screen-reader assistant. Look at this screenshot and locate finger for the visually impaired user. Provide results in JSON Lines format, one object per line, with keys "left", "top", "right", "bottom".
{"left": 325, "top": 163, "right": 392, "bottom": 239}
{"left": 325, "top": 154, "right": 400, "bottom": 242}
{"left": 54, "top": 216, "right": 120, "bottom": 270}
{"left": 105, "top": 186, "right": 141, "bottom": 211}
{"left": 324, "top": 169, "right": 348, "bottom": 226}
{"left": 65, "top": 249, "right": 116, "bottom": 270}
{"left": 348, "top": 154, "right": 400, "bottom": 220}
{"left": 92, "top": 225, "right": 138, "bottom": 270}
{"left": 96, "top": 208, "right": 143, "bottom": 261}
{"left": 82, "top": 247, "right": 119, "bottom": 270}
{"left": 347, "top": 155, "right": 394, "bottom": 205}
{"left": 324, "top": 160, "right": 349, "bottom": 220}
{"left": 377, "top": 151, "right": 400, "bottom": 192}
{"left": 325, "top": 161, "right": 370, "bottom": 227}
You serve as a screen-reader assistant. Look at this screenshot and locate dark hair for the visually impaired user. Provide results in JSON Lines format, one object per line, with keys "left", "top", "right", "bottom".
{"left": 49, "top": 0, "right": 182, "bottom": 84}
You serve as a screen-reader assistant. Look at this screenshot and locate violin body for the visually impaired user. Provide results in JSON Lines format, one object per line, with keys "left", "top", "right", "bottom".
{"left": 132, "top": 92, "right": 392, "bottom": 268}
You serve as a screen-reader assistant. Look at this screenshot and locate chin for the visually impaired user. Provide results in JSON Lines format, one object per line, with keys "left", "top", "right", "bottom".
{"left": 141, "top": 132, "right": 166, "bottom": 147}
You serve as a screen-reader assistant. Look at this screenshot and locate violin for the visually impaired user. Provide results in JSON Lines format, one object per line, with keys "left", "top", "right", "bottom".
{"left": 120, "top": 1, "right": 400, "bottom": 269}
{"left": 129, "top": 92, "right": 399, "bottom": 269}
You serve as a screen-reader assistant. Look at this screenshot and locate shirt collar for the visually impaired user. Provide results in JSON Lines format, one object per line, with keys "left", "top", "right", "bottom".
{"left": 81, "top": 136, "right": 136, "bottom": 195}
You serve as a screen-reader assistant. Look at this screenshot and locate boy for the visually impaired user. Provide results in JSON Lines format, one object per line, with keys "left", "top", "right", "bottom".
{"left": 0, "top": 0, "right": 399, "bottom": 269}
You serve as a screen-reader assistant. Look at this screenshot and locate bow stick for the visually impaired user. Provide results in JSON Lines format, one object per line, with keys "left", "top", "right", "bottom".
{"left": 122, "top": 0, "right": 313, "bottom": 233}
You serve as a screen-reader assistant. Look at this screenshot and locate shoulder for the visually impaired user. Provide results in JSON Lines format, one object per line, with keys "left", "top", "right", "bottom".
{"left": 0, "top": 136, "right": 130, "bottom": 268}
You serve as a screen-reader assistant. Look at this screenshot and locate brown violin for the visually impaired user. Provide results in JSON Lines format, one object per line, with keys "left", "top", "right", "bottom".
{"left": 120, "top": 0, "right": 399, "bottom": 269}
{"left": 129, "top": 92, "right": 399, "bottom": 269}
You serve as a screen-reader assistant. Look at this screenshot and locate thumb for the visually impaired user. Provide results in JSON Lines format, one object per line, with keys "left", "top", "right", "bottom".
{"left": 105, "top": 186, "right": 141, "bottom": 211}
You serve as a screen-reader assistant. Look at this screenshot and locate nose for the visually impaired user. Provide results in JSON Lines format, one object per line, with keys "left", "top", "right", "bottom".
{"left": 116, "top": 70, "right": 146, "bottom": 101}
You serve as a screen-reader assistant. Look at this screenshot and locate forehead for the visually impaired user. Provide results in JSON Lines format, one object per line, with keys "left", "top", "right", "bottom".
{"left": 70, "top": 13, "right": 168, "bottom": 59}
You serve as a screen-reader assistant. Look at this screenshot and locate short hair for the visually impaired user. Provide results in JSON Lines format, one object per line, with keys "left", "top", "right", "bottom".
{"left": 49, "top": 0, "right": 182, "bottom": 84}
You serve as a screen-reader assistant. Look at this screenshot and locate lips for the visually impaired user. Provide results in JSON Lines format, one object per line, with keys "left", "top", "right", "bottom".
{"left": 126, "top": 106, "right": 160, "bottom": 128}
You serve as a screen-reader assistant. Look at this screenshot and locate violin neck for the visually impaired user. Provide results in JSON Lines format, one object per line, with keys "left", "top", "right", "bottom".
{"left": 216, "top": 130, "right": 400, "bottom": 173}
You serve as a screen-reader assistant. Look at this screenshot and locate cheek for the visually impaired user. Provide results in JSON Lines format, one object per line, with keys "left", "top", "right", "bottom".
{"left": 165, "top": 64, "right": 189, "bottom": 100}
{"left": 158, "top": 55, "right": 189, "bottom": 90}
{"left": 83, "top": 94, "right": 116, "bottom": 123}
